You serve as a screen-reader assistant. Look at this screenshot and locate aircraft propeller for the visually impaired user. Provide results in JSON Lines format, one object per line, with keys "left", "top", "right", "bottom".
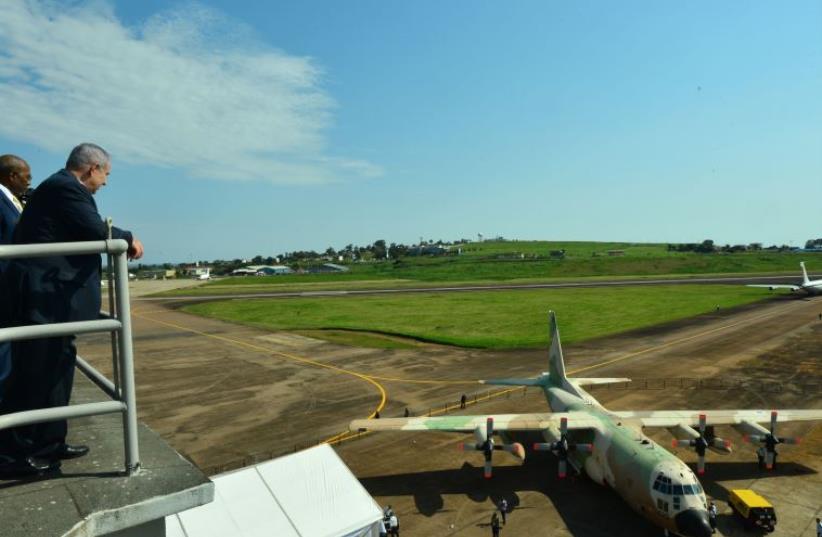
{"left": 673, "top": 414, "right": 731, "bottom": 475}
{"left": 461, "top": 417, "right": 525, "bottom": 479}
{"left": 743, "top": 411, "right": 801, "bottom": 470}
{"left": 532, "top": 416, "right": 593, "bottom": 479}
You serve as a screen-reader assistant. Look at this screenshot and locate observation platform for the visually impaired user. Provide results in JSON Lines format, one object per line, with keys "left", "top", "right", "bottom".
{"left": 0, "top": 375, "right": 214, "bottom": 537}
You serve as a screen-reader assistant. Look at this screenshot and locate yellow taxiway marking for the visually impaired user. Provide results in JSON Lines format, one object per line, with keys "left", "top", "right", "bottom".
{"left": 134, "top": 299, "right": 798, "bottom": 447}
{"left": 131, "top": 312, "right": 388, "bottom": 424}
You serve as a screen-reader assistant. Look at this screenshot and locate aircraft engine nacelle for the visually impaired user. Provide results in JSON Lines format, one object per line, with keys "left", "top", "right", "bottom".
{"left": 584, "top": 453, "right": 605, "bottom": 484}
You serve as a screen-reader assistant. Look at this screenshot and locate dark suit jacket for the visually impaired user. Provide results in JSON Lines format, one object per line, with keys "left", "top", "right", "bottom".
{"left": 0, "top": 189, "right": 21, "bottom": 386}
{"left": 0, "top": 189, "right": 20, "bottom": 274}
{"left": 5, "top": 169, "right": 133, "bottom": 324}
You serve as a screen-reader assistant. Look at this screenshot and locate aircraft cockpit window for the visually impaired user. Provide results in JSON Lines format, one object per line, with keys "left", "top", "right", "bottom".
{"left": 672, "top": 485, "right": 684, "bottom": 495}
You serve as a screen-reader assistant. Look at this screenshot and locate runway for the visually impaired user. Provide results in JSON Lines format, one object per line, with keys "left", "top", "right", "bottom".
{"left": 133, "top": 273, "right": 814, "bottom": 302}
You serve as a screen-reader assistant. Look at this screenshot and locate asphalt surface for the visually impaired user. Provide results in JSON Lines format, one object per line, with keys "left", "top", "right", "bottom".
{"left": 133, "top": 273, "right": 817, "bottom": 302}
{"left": 81, "top": 282, "right": 821, "bottom": 536}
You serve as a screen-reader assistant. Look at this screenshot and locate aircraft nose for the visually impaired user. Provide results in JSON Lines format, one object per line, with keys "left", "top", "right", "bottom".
{"left": 675, "top": 509, "right": 713, "bottom": 537}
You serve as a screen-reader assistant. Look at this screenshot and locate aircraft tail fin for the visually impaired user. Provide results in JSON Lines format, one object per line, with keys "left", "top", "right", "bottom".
{"left": 547, "top": 311, "right": 567, "bottom": 386}
{"left": 800, "top": 262, "right": 810, "bottom": 285}
{"left": 484, "top": 312, "right": 627, "bottom": 396}
{"left": 482, "top": 311, "right": 566, "bottom": 389}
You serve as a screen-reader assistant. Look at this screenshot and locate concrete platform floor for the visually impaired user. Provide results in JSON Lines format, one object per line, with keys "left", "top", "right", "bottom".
{"left": 75, "top": 287, "right": 821, "bottom": 536}
{"left": 0, "top": 377, "right": 213, "bottom": 537}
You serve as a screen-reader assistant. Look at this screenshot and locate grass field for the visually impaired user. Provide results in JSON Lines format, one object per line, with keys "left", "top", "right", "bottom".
{"left": 184, "top": 241, "right": 812, "bottom": 290}
{"left": 182, "top": 285, "right": 772, "bottom": 349}
{"left": 149, "top": 240, "right": 817, "bottom": 298}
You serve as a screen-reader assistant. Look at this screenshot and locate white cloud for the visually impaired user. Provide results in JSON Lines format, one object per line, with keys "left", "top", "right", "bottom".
{"left": 0, "top": 0, "right": 382, "bottom": 184}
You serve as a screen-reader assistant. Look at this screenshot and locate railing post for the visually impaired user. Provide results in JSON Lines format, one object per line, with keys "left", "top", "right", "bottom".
{"left": 106, "top": 218, "right": 121, "bottom": 398}
{"left": 114, "top": 247, "right": 140, "bottom": 473}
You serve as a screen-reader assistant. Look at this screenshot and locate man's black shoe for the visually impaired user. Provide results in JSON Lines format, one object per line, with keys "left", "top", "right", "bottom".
{"left": 0, "top": 456, "right": 60, "bottom": 478}
{"left": 54, "top": 444, "right": 89, "bottom": 460}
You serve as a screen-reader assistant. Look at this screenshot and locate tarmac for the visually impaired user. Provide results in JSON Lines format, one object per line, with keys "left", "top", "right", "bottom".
{"left": 74, "top": 281, "right": 822, "bottom": 536}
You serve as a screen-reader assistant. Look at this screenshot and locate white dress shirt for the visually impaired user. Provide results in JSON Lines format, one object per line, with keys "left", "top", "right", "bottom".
{"left": 0, "top": 182, "right": 22, "bottom": 214}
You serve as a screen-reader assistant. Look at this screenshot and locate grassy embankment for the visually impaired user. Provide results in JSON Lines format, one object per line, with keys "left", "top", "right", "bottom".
{"left": 158, "top": 241, "right": 812, "bottom": 297}
{"left": 182, "top": 285, "right": 770, "bottom": 350}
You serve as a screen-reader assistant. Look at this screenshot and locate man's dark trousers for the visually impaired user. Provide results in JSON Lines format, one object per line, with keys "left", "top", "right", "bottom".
{"left": 1, "top": 336, "right": 76, "bottom": 456}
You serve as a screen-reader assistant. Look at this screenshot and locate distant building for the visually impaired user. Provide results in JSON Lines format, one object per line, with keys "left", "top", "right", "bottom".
{"left": 408, "top": 245, "right": 450, "bottom": 256}
{"left": 181, "top": 265, "right": 212, "bottom": 278}
{"left": 140, "top": 269, "right": 177, "bottom": 279}
{"left": 232, "top": 265, "right": 293, "bottom": 276}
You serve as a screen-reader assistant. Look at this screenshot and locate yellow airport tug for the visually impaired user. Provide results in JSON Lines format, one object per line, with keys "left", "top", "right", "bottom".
{"left": 728, "top": 489, "right": 776, "bottom": 533}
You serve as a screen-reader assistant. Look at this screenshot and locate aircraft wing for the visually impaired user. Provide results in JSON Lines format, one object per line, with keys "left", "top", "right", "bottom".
{"left": 350, "top": 411, "right": 602, "bottom": 433}
{"left": 611, "top": 409, "right": 822, "bottom": 428}
{"left": 746, "top": 284, "right": 800, "bottom": 291}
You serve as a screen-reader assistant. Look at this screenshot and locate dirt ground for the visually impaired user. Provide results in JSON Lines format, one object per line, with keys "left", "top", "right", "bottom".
{"left": 79, "top": 284, "right": 822, "bottom": 536}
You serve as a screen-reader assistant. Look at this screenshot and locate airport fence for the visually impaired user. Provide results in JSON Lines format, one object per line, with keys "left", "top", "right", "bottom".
{"left": 0, "top": 239, "right": 140, "bottom": 474}
{"left": 199, "top": 375, "right": 820, "bottom": 476}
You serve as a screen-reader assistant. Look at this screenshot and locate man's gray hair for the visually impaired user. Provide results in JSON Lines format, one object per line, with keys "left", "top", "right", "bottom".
{"left": 66, "top": 143, "right": 110, "bottom": 171}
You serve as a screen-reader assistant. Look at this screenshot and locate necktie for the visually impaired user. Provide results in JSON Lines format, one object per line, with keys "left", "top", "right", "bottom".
{"left": 11, "top": 195, "right": 23, "bottom": 213}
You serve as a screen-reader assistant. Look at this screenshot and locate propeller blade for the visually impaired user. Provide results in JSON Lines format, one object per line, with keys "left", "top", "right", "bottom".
{"left": 487, "top": 417, "right": 494, "bottom": 440}
{"left": 560, "top": 416, "right": 568, "bottom": 436}
{"left": 558, "top": 459, "right": 567, "bottom": 479}
{"left": 697, "top": 455, "right": 705, "bottom": 475}
{"left": 780, "top": 437, "right": 801, "bottom": 445}
{"left": 461, "top": 443, "right": 479, "bottom": 451}
{"left": 673, "top": 439, "right": 691, "bottom": 448}
{"left": 573, "top": 443, "right": 594, "bottom": 454}
{"left": 698, "top": 414, "right": 706, "bottom": 435}
{"left": 484, "top": 459, "right": 493, "bottom": 479}
{"left": 765, "top": 450, "right": 774, "bottom": 470}
{"left": 770, "top": 411, "right": 778, "bottom": 434}
{"left": 744, "top": 434, "right": 764, "bottom": 443}
{"left": 533, "top": 442, "right": 552, "bottom": 452}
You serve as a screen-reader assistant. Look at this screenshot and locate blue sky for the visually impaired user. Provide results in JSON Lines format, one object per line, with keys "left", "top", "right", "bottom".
{"left": 1, "top": 1, "right": 820, "bottom": 263}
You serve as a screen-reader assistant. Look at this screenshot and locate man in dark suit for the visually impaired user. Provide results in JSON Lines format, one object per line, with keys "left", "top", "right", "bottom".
{"left": 0, "top": 143, "right": 143, "bottom": 477}
{"left": 0, "top": 155, "right": 31, "bottom": 401}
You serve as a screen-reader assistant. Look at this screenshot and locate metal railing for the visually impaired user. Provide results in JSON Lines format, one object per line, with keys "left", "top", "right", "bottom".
{"left": 0, "top": 239, "right": 139, "bottom": 474}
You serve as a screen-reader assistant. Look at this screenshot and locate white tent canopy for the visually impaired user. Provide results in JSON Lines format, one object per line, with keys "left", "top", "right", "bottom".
{"left": 167, "top": 444, "right": 383, "bottom": 537}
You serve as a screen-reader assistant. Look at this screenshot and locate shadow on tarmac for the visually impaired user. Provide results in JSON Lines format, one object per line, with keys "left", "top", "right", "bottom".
{"left": 359, "top": 445, "right": 817, "bottom": 537}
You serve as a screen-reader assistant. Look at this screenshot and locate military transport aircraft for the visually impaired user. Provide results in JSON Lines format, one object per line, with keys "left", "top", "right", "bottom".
{"left": 351, "top": 312, "right": 822, "bottom": 537}
{"left": 747, "top": 261, "right": 822, "bottom": 295}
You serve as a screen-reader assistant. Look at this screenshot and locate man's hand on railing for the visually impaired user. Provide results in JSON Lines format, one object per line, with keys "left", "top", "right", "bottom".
{"left": 128, "top": 238, "right": 144, "bottom": 260}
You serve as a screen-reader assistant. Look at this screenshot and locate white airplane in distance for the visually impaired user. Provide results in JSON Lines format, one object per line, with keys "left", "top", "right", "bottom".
{"left": 196, "top": 268, "right": 211, "bottom": 281}
{"left": 747, "top": 262, "right": 822, "bottom": 296}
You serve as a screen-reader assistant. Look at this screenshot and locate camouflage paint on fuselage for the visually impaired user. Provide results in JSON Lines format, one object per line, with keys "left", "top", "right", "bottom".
{"left": 543, "top": 383, "right": 709, "bottom": 535}
{"left": 352, "top": 311, "right": 822, "bottom": 537}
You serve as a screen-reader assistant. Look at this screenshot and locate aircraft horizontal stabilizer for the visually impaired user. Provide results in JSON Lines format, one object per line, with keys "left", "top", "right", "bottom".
{"left": 572, "top": 378, "right": 631, "bottom": 387}
{"left": 480, "top": 377, "right": 546, "bottom": 387}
